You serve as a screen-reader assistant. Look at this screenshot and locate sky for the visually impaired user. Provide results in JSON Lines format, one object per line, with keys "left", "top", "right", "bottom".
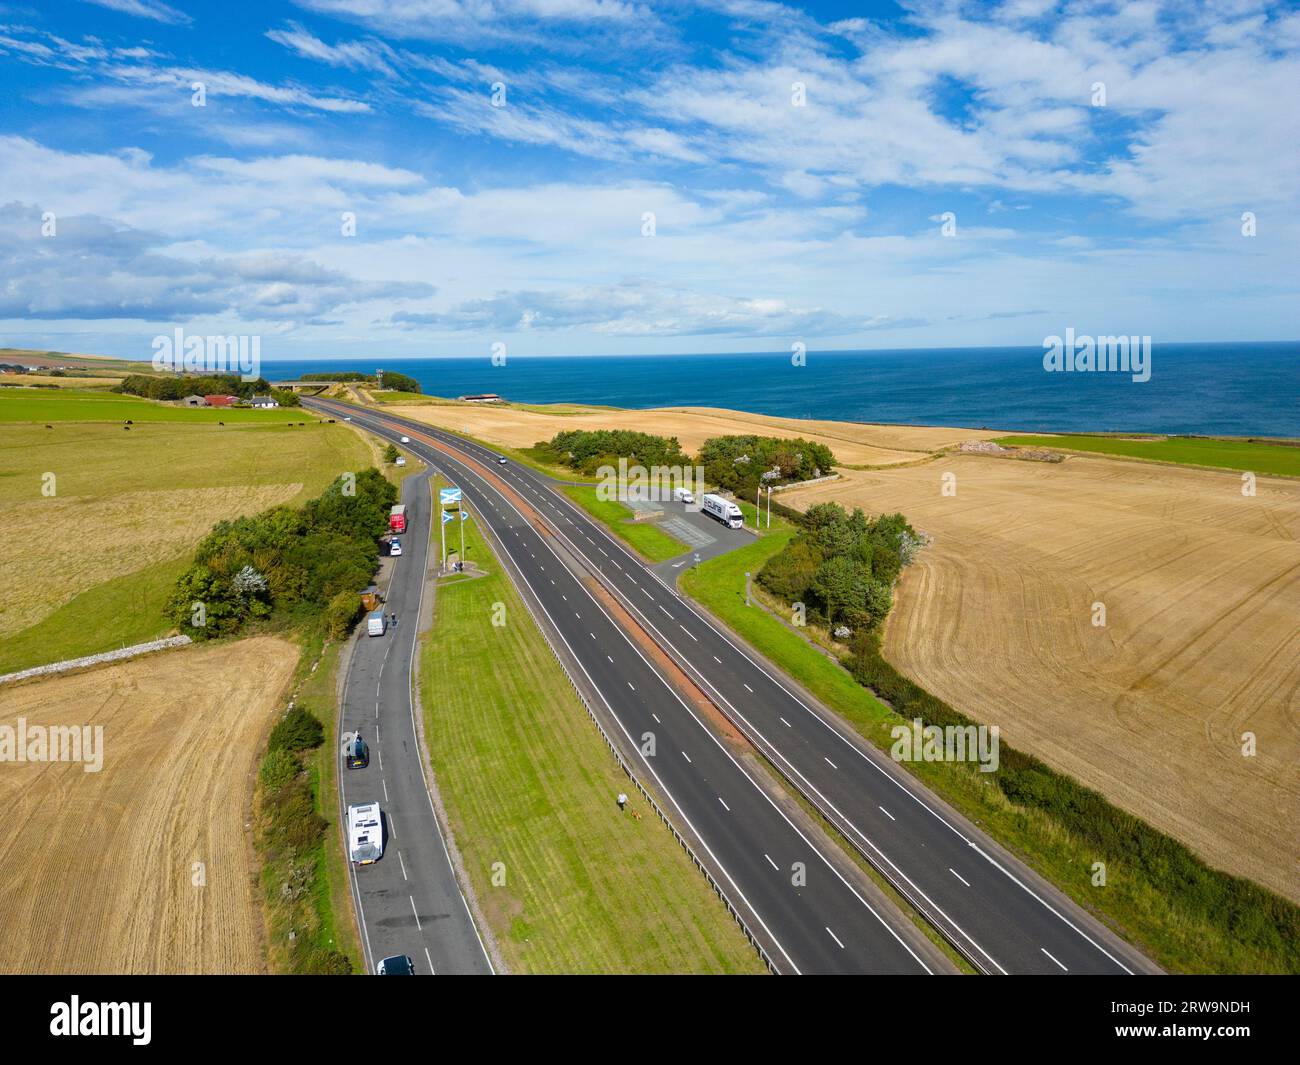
{"left": 0, "top": 0, "right": 1297, "bottom": 360}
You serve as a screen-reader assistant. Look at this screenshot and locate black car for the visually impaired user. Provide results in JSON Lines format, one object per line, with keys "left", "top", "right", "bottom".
{"left": 344, "top": 734, "right": 369, "bottom": 770}
{"left": 376, "top": 954, "right": 414, "bottom": 975}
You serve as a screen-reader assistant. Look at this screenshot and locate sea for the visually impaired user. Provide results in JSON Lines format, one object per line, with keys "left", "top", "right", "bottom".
{"left": 260, "top": 342, "right": 1299, "bottom": 438}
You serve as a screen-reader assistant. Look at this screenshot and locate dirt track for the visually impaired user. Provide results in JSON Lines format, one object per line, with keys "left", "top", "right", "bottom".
{"left": 786, "top": 454, "right": 1300, "bottom": 902}
{"left": 0, "top": 637, "right": 296, "bottom": 973}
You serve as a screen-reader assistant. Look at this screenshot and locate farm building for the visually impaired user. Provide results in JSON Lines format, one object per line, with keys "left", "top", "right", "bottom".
{"left": 248, "top": 396, "right": 279, "bottom": 408}
{"left": 203, "top": 394, "right": 237, "bottom": 407}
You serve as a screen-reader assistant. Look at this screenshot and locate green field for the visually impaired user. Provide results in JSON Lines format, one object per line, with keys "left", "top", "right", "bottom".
{"left": 419, "top": 481, "right": 764, "bottom": 974}
{"left": 559, "top": 484, "right": 688, "bottom": 562}
{"left": 0, "top": 405, "right": 374, "bottom": 674}
{"left": 0, "top": 387, "right": 310, "bottom": 423}
{"left": 993, "top": 433, "right": 1300, "bottom": 476}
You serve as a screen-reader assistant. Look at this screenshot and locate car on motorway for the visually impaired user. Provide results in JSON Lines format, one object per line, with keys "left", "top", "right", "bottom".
{"left": 343, "top": 416, "right": 352, "bottom": 421}
{"left": 400, "top": 435, "right": 410, "bottom": 443}
{"left": 497, "top": 455, "right": 507, "bottom": 464}
{"left": 343, "top": 732, "right": 369, "bottom": 770}
{"left": 389, "top": 538, "right": 402, "bottom": 556}
{"left": 376, "top": 954, "right": 414, "bottom": 975}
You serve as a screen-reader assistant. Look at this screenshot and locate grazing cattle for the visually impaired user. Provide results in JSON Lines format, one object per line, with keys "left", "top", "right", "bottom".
{"left": 45, "top": 424, "right": 52, "bottom": 429}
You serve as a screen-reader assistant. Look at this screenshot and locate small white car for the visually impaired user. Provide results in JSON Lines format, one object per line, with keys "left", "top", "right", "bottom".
{"left": 497, "top": 456, "right": 507, "bottom": 464}
{"left": 343, "top": 416, "right": 352, "bottom": 421}
{"left": 390, "top": 538, "right": 402, "bottom": 556}
{"left": 400, "top": 436, "right": 410, "bottom": 443}
{"left": 395, "top": 456, "right": 406, "bottom": 467}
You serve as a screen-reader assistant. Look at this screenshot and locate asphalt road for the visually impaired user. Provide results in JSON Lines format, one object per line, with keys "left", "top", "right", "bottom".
{"left": 312, "top": 398, "right": 1155, "bottom": 976}
{"left": 336, "top": 465, "right": 493, "bottom": 976}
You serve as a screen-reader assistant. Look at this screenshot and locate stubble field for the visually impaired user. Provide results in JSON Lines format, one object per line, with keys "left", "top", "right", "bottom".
{"left": 0, "top": 637, "right": 297, "bottom": 973}
{"left": 786, "top": 453, "right": 1300, "bottom": 902}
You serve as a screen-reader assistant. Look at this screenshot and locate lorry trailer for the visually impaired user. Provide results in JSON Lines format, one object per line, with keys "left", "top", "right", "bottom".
{"left": 389, "top": 504, "right": 407, "bottom": 533}
{"left": 701, "top": 493, "right": 743, "bottom": 529}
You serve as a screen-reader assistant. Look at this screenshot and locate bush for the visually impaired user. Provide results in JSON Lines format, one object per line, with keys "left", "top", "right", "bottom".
{"left": 268, "top": 707, "right": 325, "bottom": 754}
{"left": 259, "top": 747, "right": 300, "bottom": 793}
{"left": 382, "top": 443, "right": 399, "bottom": 463}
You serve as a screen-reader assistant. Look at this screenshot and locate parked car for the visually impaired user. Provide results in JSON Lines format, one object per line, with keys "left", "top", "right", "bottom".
{"left": 377, "top": 954, "right": 414, "bottom": 975}
{"left": 395, "top": 455, "right": 406, "bottom": 467}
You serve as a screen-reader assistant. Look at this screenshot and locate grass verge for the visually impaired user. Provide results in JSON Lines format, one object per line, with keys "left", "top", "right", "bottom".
{"left": 417, "top": 479, "right": 765, "bottom": 973}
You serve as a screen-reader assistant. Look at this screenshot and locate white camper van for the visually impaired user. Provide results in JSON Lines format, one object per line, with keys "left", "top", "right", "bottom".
{"left": 366, "top": 610, "right": 386, "bottom": 637}
{"left": 347, "top": 801, "right": 384, "bottom": 864}
{"left": 701, "top": 493, "right": 743, "bottom": 529}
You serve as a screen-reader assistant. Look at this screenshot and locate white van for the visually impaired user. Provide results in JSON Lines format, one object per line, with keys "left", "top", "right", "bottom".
{"left": 672, "top": 486, "right": 695, "bottom": 505}
{"left": 701, "top": 493, "right": 743, "bottom": 529}
{"left": 366, "top": 610, "right": 386, "bottom": 637}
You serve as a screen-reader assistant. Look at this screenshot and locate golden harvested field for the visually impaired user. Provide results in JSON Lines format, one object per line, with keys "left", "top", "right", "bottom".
{"left": 388, "top": 402, "right": 1010, "bottom": 467}
{"left": 0, "top": 637, "right": 297, "bottom": 973}
{"left": 785, "top": 454, "right": 1300, "bottom": 901}
{"left": 1, "top": 374, "right": 122, "bottom": 387}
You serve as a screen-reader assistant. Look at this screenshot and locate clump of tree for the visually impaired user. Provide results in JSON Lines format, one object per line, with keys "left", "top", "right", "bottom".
{"left": 758, "top": 502, "right": 923, "bottom": 637}
{"left": 380, "top": 370, "right": 420, "bottom": 393}
{"left": 382, "top": 443, "right": 400, "bottom": 463}
{"left": 168, "top": 468, "right": 397, "bottom": 640}
{"left": 534, "top": 429, "right": 692, "bottom": 477}
{"left": 270, "top": 387, "right": 301, "bottom": 407}
{"left": 116, "top": 373, "right": 274, "bottom": 401}
{"left": 699, "top": 435, "right": 836, "bottom": 498}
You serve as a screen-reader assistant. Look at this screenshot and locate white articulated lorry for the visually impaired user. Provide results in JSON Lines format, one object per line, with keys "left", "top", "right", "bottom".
{"left": 701, "top": 493, "right": 743, "bottom": 529}
{"left": 347, "top": 801, "right": 384, "bottom": 864}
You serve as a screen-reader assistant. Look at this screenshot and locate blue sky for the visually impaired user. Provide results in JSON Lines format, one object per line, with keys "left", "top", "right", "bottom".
{"left": 1, "top": 0, "right": 1297, "bottom": 359}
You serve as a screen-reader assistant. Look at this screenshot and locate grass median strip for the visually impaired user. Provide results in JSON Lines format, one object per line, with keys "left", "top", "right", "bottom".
{"left": 419, "top": 482, "right": 765, "bottom": 974}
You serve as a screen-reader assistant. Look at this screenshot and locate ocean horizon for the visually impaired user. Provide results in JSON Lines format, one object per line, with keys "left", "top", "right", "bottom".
{"left": 261, "top": 341, "right": 1299, "bottom": 438}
